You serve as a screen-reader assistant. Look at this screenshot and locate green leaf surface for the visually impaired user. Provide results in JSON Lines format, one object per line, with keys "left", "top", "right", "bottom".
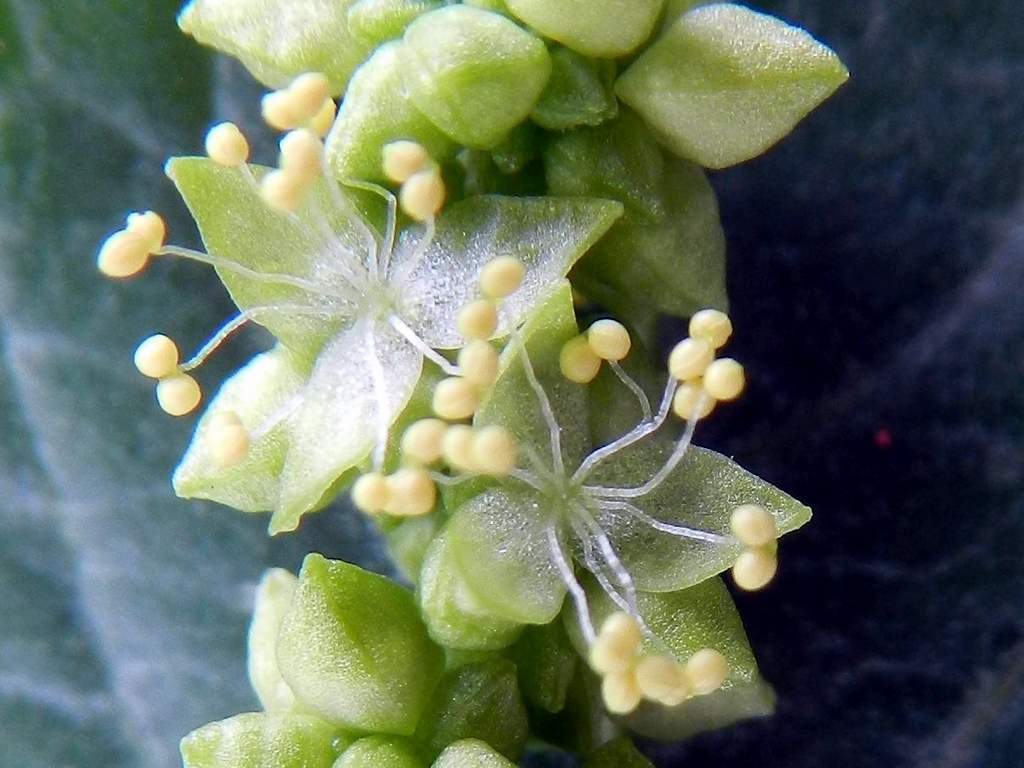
{"left": 347, "top": 0, "right": 443, "bottom": 48}
{"left": 508, "top": 621, "right": 578, "bottom": 714}
{"left": 531, "top": 47, "right": 618, "bottom": 132}
{"left": 431, "top": 740, "right": 516, "bottom": 768}
{"left": 180, "top": 712, "right": 342, "bottom": 768}
{"left": 178, "top": 0, "right": 372, "bottom": 93}
{"left": 334, "top": 736, "right": 425, "bottom": 768}
{"left": 246, "top": 568, "right": 299, "bottom": 712}
{"left": 277, "top": 555, "right": 445, "bottom": 735}
{"left": 505, "top": 0, "right": 664, "bottom": 58}
{"left": 582, "top": 738, "right": 654, "bottom": 768}
{"left": 616, "top": 3, "right": 849, "bottom": 168}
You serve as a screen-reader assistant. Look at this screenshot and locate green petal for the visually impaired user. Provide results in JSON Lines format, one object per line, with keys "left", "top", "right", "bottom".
{"left": 273, "top": 319, "right": 423, "bottom": 533}
{"left": 180, "top": 712, "right": 341, "bottom": 768}
{"left": 414, "top": 660, "right": 529, "bottom": 762}
{"left": 531, "top": 47, "right": 618, "bottom": 132}
{"left": 326, "top": 42, "right": 454, "bottom": 185}
{"left": 506, "top": 0, "right": 663, "bottom": 58}
{"left": 173, "top": 345, "right": 309, "bottom": 513}
{"left": 583, "top": 738, "right": 654, "bottom": 768}
{"left": 167, "top": 158, "right": 372, "bottom": 359}
{"left": 616, "top": 3, "right": 850, "bottom": 168}
{"left": 277, "top": 555, "right": 444, "bottom": 735}
{"left": 178, "top": 0, "right": 371, "bottom": 93}
{"left": 587, "top": 440, "right": 811, "bottom": 592}
{"left": 508, "top": 621, "right": 578, "bottom": 714}
{"left": 431, "top": 740, "right": 516, "bottom": 768}
{"left": 334, "top": 736, "right": 425, "bottom": 768}
{"left": 418, "top": 533, "right": 524, "bottom": 651}
{"left": 347, "top": 0, "right": 443, "bottom": 47}
{"left": 393, "top": 196, "right": 622, "bottom": 350}
{"left": 402, "top": 6, "right": 552, "bottom": 148}
{"left": 247, "top": 568, "right": 299, "bottom": 712}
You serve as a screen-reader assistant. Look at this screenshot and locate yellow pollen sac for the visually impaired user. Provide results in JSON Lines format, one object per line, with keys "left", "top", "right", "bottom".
{"left": 385, "top": 468, "right": 437, "bottom": 517}
{"left": 433, "top": 377, "right": 480, "bottom": 421}
{"left": 587, "top": 319, "right": 632, "bottom": 362}
{"left": 126, "top": 211, "right": 167, "bottom": 254}
{"left": 703, "top": 358, "right": 746, "bottom": 401}
{"left": 559, "top": 336, "right": 602, "bottom": 384}
{"left": 730, "top": 503, "right": 777, "bottom": 548}
{"left": 156, "top": 373, "right": 201, "bottom": 417}
{"left": 667, "top": 337, "right": 713, "bottom": 382}
{"left": 671, "top": 382, "right": 715, "bottom": 421}
{"left": 382, "top": 140, "right": 431, "bottom": 184}
{"left": 97, "top": 230, "right": 149, "bottom": 278}
{"left": 442, "top": 424, "right": 478, "bottom": 472}
{"left": 310, "top": 98, "right": 337, "bottom": 138}
{"left": 732, "top": 547, "right": 778, "bottom": 591}
{"left": 207, "top": 411, "right": 250, "bottom": 468}
{"left": 352, "top": 472, "right": 390, "bottom": 514}
{"left": 400, "top": 168, "right": 446, "bottom": 222}
{"left": 261, "top": 90, "right": 303, "bottom": 131}
{"left": 458, "top": 340, "right": 500, "bottom": 386}
{"left": 134, "top": 334, "right": 179, "bottom": 379}
{"left": 589, "top": 612, "right": 642, "bottom": 674}
{"left": 635, "top": 655, "right": 690, "bottom": 707}
{"left": 689, "top": 309, "right": 733, "bottom": 349}
{"left": 401, "top": 418, "right": 448, "bottom": 465}
{"left": 684, "top": 649, "right": 729, "bottom": 696}
{"left": 479, "top": 256, "right": 526, "bottom": 299}
{"left": 288, "top": 72, "right": 332, "bottom": 121}
{"left": 471, "top": 425, "right": 518, "bottom": 476}
{"left": 457, "top": 299, "right": 499, "bottom": 341}
{"left": 261, "top": 170, "right": 305, "bottom": 213}
{"left": 280, "top": 129, "right": 324, "bottom": 184}
{"left": 602, "top": 670, "right": 643, "bottom": 715}
{"left": 205, "top": 122, "right": 250, "bottom": 167}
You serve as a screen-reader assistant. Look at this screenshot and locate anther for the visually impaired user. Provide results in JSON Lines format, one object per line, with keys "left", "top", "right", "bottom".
{"left": 602, "top": 670, "right": 643, "bottom": 715}
{"left": 458, "top": 340, "right": 499, "bottom": 386}
{"left": 134, "top": 334, "right": 179, "bottom": 379}
{"left": 98, "top": 230, "right": 149, "bottom": 278}
{"left": 684, "top": 649, "right": 728, "bottom": 696}
{"left": 352, "top": 472, "right": 390, "bottom": 514}
{"left": 288, "top": 73, "right": 331, "bottom": 121}
{"left": 457, "top": 299, "right": 499, "bottom": 341}
{"left": 689, "top": 309, "right": 733, "bottom": 349}
{"left": 207, "top": 411, "right": 250, "bottom": 468}
{"left": 671, "top": 382, "right": 715, "bottom": 420}
{"left": 479, "top": 256, "right": 526, "bottom": 300}
{"left": 471, "top": 425, "right": 518, "bottom": 476}
{"left": 205, "top": 122, "right": 250, "bottom": 167}
{"left": 587, "top": 319, "right": 632, "bottom": 362}
{"left": 401, "top": 418, "right": 448, "bottom": 465}
{"left": 261, "top": 90, "right": 303, "bottom": 131}
{"left": 385, "top": 468, "right": 437, "bottom": 517}
{"left": 732, "top": 548, "right": 778, "bottom": 591}
{"left": 260, "top": 170, "right": 304, "bottom": 212}
{"left": 589, "top": 612, "right": 642, "bottom": 674}
{"left": 310, "top": 98, "right": 337, "bottom": 138}
{"left": 703, "top": 358, "right": 745, "bottom": 401}
{"left": 156, "top": 373, "right": 201, "bottom": 417}
{"left": 635, "top": 655, "right": 690, "bottom": 707}
{"left": 559, "top": 336, "right": 602, "bottom": 384}
{"left": 730, "top": 504, "right": 777, "bottom": 548}
{"left": 382, "top": 141, "right": 431, "bottom": 184}
{"left": 126, "top": 211, "right": 167, "bottom": 254}
{"left": 442, "top": 424, "right": 478, "bottom": 472}
{"left": 433, "top": 377, "right": 480, "bottom": 421}
{"left": 400, "top": 168, "right": 446, "bottom": 222}
{"left": 668, "top": 337, "right": 713, "bottom": 382}
{"left": 279, "top": 129, "right": 324, "bottom": 185}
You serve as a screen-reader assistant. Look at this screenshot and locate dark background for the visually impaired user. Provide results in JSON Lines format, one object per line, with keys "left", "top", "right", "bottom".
{"left": 1, "top": 2, "right": 1022, "bottom": 767}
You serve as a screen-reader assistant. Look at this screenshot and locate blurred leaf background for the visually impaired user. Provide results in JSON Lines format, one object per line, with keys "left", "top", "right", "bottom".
{"left": 1, "top": 2, "right": 1022, "bottom": 767}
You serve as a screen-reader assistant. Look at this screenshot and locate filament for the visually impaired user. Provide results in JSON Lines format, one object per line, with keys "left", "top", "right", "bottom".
{"left": 515, "top": 332, "right": 564, "bottom": 476}
{"left": 547, "top": 525, "right": 596, "bottom": 645}
{"left": 594, "top": 499, "right": 728, "bottom": 545}
{"left": 365, "top": 321, "right": 391, "bottom": 472}
{"left": 610, "top": 361, "right": 652, "bottom": 422}
{"left": 388, "top": 314, "right": 461, "bottom": 376}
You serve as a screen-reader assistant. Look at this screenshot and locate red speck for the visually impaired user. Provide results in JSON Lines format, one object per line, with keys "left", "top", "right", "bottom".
{"left": 874, "top": 428, "right": 893, "bottom": 449}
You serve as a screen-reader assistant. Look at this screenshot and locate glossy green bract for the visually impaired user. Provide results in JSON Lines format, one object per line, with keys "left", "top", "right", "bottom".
{"left": 506, "top": 0, "right": 664, "bottom": 58}
{"left": 347, "top": 0, "right": 442, "bottom": 47}
{"left": 431, "top": 740, "right": 516, "bottom": 768}
{"left": 180, "top": 712, "right": 341, "bottom": 768}
{"left": 531, "top": 47, "right": 618, "bottom": 132}
{"left": 334, "top": 736, "right": 424, "bottom": 768}
{"left": 247, "top": 568, "right": 300, "bottom": 712}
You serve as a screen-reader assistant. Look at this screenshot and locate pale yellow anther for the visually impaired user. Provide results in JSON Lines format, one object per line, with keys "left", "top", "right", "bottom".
{"left": 471, "top": 425, "right": 518, "bottom": 476}
{"left": 401, "top": 418, "right": 448, "bottom": 465}
{"left": 126, "top": 211, "right": 167, "bottom": 254}
{"left": 433, "top": 377, "right": 480, "bottom": 421}
{"left": 672, "top": 382, "right": 715, "bottom": 421}
{"left": 730, "top": 504, "right": 777, "bottom": 548}
{"left": 442, "top": 424, "right": 478, "bottom": 472}
{"left": 310, "top": 98, "right": 337, "bottom": 138}
{"left": 288, "top": 72, "right": 331, "bottom": 121}
{"left": 732, "top": 547, "right": 778, "bottom": 591}
{"left": 689, "top": 309, "right": 733, "bottom": 349}
{"left": 97, "top": 230, "right": 149, "bottom": 278}
{"left": 400, "top": 168, "right": 446, "bottom": 222}
{"left": 134, "top": 334, "right": 179, "bottom": 379}
{"left": 156, "top": 373, "right": 201, "bottom": 417}
{"left": 385, "top": 468, "right": 437, "bottom": 517}
{"left": 684, "top": 649, "right": 729, "bottom": 696}
{"left": 205, "top": 122, "right": 250, "bottom": 167}
{"left": 457, "top": 299, "right": 499, "bottom": 341}
{"left": 601, "top": 670, "right": 643, "bottom": 715}
{"left": 587, "top": 319, "right": 632, "bottom": 362}
{"left": 668, "top": 337, "right": 713, "bottom": 382}
{"left": 352, "top": 472, "right": 390, "bottom": 514}
{"left": 479, "top": 256, "right": 526, "bottom": 299}
{"left": 382, "top": 140, "right": 431, "bottom": 184}
{"left": 207, "top": 411, "right": 250, "bottom": 468}
{"left": 279, "top": 129, "right": 324, "bottom": 184}
{"left": 458, "top": 340, "right": 499, "bottom": 386}
{"left": 635, "top": 655, "right": 690, "bottom": 707}
{"left": 589, "top": 612, "right": 642, "bottom": 674}
{"left": 260, "top": 169, "right": 305, "bottom": 212}
{"left": 261, "top": 90, "right": 303, "bottom": 131}
{"left": 559, "top": 336, "right": 602, "bottom": 384}
{"left": 703, "top": 358, "right": 746, "bottom": 401}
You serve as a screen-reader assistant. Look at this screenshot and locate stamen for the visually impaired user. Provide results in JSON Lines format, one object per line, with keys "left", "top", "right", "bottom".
{"left": 334, "top": 178, "right": 391, "bottom": 276}
{"left": 401, "top": 419, "right": 448, "bottom": 465}
{"left": 400, "top": 168, "right": 446, "bottom": 222}
{"left": 471, "top": 425, "right": 518, "bottom": 476}
{"left": 384, "top": 468, "right": 437, "bottom": 517}
{"left": 732, "top": 547, "right": 778, "bottom": 591}
{"left": 457, "top": 299, "right": 499, "bottom": 341}
{"left": 458, "top": 341, "right": 499, "bottom": 386}
{"left": 689, "top": 309, "right": 733, "bottom": 349}
{"left": 668, "top": 337, "right": 713, "bottom": 382}
{"left": 388, "top": 315, "right": 461, "bottom": 376}
{"left": 594, "top": 500, "right": 728, "bottom": 545}
{"left": 365, "top": 322, "right": 391, "bottom": 471}
{"left": 134, "top": 334, "right": 179, "bottom": 379}
{"left": 205, "top": 122, "right": 250, "bottom": 167}
{"left": 547, "top": 525, "right": 596, "bottom": 645}
{"left": 441, "top": 424, "right": 478, "bottom": 472}
{"left": 352, "top": 472, "right": 389, "bottom": 514}
{"left": 587, "top": 320, "right": 632, "bottom": 362}
{"left": 609, "top": 360, "right": 652, "bottom": 422}
{"left": 575, "top": 504, "right": 639, "bottom": 615}
{"left": 390, "top": 216, "right": 437, "bottom": 287}
{"left": 250, "top": 391, "right": 303, "bottom": 441}
{"left": 515, "top": 332, "right": 564, "bottom": 476}
{"left": 207, "top": 411, "right": 250, "bottom": 468}
{"left": 432, "top": 377, "right": 480, "bottom": 421}
{"left": 310, "top": 98, "right": 336, "bottom": 138}
{"left": 730, "top": 504, "right": 777, "bottom": 547}
{"left": 156, "top": 373, "right": 201, "bottom": 417}
{"left": 508, "top": 468, "right": 544, "bottom": 492}
{"left": 479, "top": 257, "right": 526, "bottom": 300}
{"left": 382, "top": 141, "right": 431, "bottom": 184}
{"left": 684, "top": 649, "right": 728, "bottom": 695}
{"left": 559, "top": 336, "right": 601, "bottom": 384}
{"left": 702, "top": 358, "right": 746, "bottom": 401}
{"left": 577, "top": 524, "right": 634, "bottom": 619}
